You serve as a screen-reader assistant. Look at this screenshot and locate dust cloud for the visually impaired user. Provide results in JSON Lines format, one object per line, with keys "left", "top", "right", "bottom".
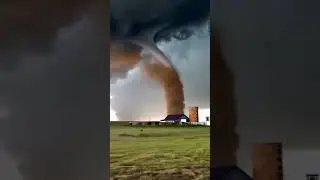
{"left": 110, "top": 42, "right": 142, "bottom": 73}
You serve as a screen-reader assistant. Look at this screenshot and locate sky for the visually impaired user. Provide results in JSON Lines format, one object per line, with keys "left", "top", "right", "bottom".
{"left": 110, "top": 23, "right": 210, "bottom": 122}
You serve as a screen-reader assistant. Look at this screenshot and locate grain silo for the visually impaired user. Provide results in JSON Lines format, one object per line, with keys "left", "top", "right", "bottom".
{"left": 188, "top": 106, "right": 199, "bottom": 122}
{"left": 252, "top": 142, "right": 283, "bottom": 180}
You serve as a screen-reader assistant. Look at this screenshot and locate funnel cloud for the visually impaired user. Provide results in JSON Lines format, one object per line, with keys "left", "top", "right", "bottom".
{"left": 143, "top": 59, "right": 185, "bottom": 115}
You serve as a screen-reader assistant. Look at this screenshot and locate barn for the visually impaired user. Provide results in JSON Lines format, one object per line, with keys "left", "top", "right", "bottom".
{"left": 160, "top": 114, "right": 189, "bottom": 123}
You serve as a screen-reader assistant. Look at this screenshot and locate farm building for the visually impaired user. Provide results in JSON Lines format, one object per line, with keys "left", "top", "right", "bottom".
{"left": 128, "top": 121, "right": 160, "bottom": 126}
{"left": 127, "top": 106, "right": 212, "bottom": 126}
{"left": 161, "top": 114, "right": 189, "bottom": 123}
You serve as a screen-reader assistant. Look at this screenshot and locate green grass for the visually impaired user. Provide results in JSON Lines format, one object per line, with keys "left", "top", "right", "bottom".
{"left": 110, "top": 121, "right": 210, "bottom": 180}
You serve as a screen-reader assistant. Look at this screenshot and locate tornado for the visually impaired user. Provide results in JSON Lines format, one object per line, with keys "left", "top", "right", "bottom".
{"left": 110, "top": 39, "right": 185, "bottom": 115}
{"left": 111, "top": 39, "right": 174, "bottom": 70}
{"left": 110, "top": 42, "right": 142, "bottom": 72}
{"left": 142, "top": 55, "right": 185, "bottom": 115}
{"left": 131, "top": 40, "right": 174, "bottom": 68}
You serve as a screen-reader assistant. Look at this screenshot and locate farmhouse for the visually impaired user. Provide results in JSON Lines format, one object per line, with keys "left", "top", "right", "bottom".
{"left": 161, "top": 114, "right": 189, "bottom": 123}
{"left": 128, "top": 106, "right": 206, "bottom": 126}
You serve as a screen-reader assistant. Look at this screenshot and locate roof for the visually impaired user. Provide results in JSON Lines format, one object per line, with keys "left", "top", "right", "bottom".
{"left": 162, "top": 114, "right": 189, "bottom": 121}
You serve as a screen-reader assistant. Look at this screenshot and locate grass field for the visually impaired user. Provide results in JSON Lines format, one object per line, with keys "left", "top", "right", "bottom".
{"left": 110, "top": 121, "right": 210, "bottom": 180}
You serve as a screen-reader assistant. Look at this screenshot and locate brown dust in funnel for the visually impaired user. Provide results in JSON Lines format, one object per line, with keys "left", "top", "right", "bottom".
{"left": 110, "top": 40, "right": 184, "bottom": 115}
{"left": 110, "top": 42, "right": 143, "bottom": 73}
{"left": 143, "top": 60, "right": 185, "bottom": 115}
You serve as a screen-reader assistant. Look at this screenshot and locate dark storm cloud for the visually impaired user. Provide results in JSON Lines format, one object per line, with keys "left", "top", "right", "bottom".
{"left": 217, "top": 0, "right": 320, "bottom": 175}
{"left": 111, "top": 24, "right": 209, "bottom": 121}
{"left": 0, "top": 8, "right": 108, "bottom": 180}
{"left": 110, "top": 0, "right": 210, "bottom": 41}
{"left": 109, "top": 0, "right": 210, "bottom": 89}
